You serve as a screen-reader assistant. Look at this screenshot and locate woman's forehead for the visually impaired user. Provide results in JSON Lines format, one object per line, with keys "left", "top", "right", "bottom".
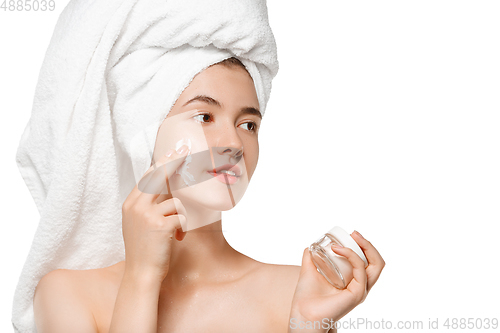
{"left": 169, "top": 65, "right": 260, "bottom": 116}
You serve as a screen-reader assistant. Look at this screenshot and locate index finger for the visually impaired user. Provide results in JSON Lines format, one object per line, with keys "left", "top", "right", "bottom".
{"left": 351, "top": 231, "right": 385, "bottom": 292}
{"left": 132, "top": 147, "right": 189, "bottom": 204}
{"left": 351, "top": 231, "right": 385, "bottom": 268}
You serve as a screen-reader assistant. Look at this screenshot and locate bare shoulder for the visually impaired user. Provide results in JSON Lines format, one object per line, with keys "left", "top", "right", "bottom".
{"left": 265, "top": 262, "right": 302, "bottom": 279}
{"left": 36, "top": 262, "right": 124, "bottom": 301}
{"left": 35, "top": 268, "right": 93, "bottom": 308}
{"left": 34, "top": 268, "right": 99, "bottom": 332}
{"left": 246, "top": 261, "right": 301, "bottom": 321}
{"left": 34, "top": 262, "right": 124, "bottom": 333}
{"left": 255, "top": 262, "right": 301, "bottom": 285}
{"left": 260, "top": 262, "right": 301, "bottom": 306}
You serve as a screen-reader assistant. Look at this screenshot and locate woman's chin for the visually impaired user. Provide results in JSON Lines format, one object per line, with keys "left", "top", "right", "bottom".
{"left": 171, "top": 177, "right": 247, "bottom": 210}
{"left": 202, "top": 198, "right": 239, "bottom": 212}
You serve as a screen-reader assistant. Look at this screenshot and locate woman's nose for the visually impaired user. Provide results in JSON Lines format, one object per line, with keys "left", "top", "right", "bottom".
{"left": 214, "top": 130, "right": 243, "bottom": 159}
{"left": 216, "top": 145, "right": 243, "bottom": 159}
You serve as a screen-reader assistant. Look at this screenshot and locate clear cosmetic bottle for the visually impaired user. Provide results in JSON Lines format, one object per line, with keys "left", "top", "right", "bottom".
{"left": 309, "top": 226, "right": 368, "bottom": 289}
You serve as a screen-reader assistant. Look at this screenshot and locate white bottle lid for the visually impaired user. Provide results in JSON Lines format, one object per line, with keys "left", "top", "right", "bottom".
{"left": 327, "top": 226, "right": 369, "bottom": 267}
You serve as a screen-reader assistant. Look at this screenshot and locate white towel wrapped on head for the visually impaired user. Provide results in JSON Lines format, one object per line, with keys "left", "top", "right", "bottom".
{"left": 12, "top": 0, "right": 278, "bottom": 331}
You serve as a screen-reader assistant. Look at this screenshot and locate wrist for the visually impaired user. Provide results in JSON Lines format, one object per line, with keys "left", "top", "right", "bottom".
{"left": 122, "top": 267, "right": 164, "bottom": 290}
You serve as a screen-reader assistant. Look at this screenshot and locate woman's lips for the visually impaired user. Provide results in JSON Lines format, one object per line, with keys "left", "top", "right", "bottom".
{"left": 207, "top": 171, "right": 240, "bottom": 185}
{"left": 213, "top": 164, "right": 241, "bottom": 176}
{"left": 207, "top": 164, "right": 242, "bottom": 185}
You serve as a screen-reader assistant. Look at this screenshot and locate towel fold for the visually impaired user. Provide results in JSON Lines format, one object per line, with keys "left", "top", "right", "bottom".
{"left": 12, "top": 0, "right": 278, "bottom": 331}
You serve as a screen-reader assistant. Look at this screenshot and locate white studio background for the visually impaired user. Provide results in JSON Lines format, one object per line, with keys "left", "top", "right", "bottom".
{"left": 1, "top": 1, "right": 499, "bottom": 332}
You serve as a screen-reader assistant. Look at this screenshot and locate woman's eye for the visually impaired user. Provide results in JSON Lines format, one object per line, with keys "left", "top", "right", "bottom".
{"left": 193, "top": 113, "right": 213, "bottom": 123}
{"left": 193, "top": 113, "right": 257, "bottom": 133}
{"left": 240, "top": 122, "right": 258, "bottom": 133}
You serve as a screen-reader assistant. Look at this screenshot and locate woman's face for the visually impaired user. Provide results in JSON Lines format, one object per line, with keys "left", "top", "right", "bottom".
{"left": 152, "top": 63, "right": 261, "bottom": 211}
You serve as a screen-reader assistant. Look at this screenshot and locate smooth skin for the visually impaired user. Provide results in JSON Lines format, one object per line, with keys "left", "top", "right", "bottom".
{"left": 33, "top": 64, "right": 385, "bottom": 333}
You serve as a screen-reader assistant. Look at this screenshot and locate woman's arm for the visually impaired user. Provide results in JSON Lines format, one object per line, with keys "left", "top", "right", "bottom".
{"left": 108, "top": 148, "right": 190, "bottom": 332}
{"left": 33, "top": 269, "right": 98, "bottom": 333}
{"left": 108, "top": 269, "right": 163, "bottom": 333}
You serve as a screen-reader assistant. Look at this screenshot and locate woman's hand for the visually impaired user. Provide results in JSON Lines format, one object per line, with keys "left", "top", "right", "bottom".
{"left": 121, "top": 145, "right": 190, "bottom": 283}
{"left": 288, "top": 231, "right": 385, "bottom": 332}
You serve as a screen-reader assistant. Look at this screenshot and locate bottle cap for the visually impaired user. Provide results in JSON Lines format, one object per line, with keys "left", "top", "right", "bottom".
{"left": 326, "top": 226, "right": 369, "bottom": 267}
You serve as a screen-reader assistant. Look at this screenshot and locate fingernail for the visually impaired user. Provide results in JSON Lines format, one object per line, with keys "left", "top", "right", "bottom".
{"left": 354, "top": 230, "right": 364, "bottom": 239}
{"left": 331, "top": 244, "right": 343, "bottom": 249}
{"left": 176, "top": 145, "right": 189, "bottom": 155}
{"left": 165, "top": 149, "right": 175, "bottom": 157}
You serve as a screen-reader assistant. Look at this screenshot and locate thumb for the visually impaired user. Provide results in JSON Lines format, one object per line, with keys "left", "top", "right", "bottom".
{"left": 300, "top": 247, "right": 318, "bottom": 274}
{"left": 138, "top": 146, "right": 190, "bottom": 195}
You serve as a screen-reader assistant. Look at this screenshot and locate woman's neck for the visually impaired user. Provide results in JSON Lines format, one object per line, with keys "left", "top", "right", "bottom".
{"left": 160, "top": 196, "right": 254, "bottom": 291}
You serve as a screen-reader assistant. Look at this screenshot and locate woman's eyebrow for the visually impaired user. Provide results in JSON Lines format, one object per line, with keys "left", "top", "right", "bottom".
{"left": 183, "top": 94, "right": 262, "bottom": 119}
{"left": 183, "top": 95, "right": 221, "bottom": 108}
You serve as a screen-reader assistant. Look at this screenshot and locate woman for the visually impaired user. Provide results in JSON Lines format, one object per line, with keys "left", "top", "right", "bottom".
{"left": 32, "top": 56, "right": 384, "bottom": 333}
{"left": 14, "top": 0, "right": 384, "bottom": 332}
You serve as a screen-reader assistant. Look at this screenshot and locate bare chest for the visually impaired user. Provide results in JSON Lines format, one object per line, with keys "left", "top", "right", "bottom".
{"left": 93, "top": 278, "right": 292, "bottom": 333}
{"left": 156, "top": 288, "right": 288, "bottom": 333}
